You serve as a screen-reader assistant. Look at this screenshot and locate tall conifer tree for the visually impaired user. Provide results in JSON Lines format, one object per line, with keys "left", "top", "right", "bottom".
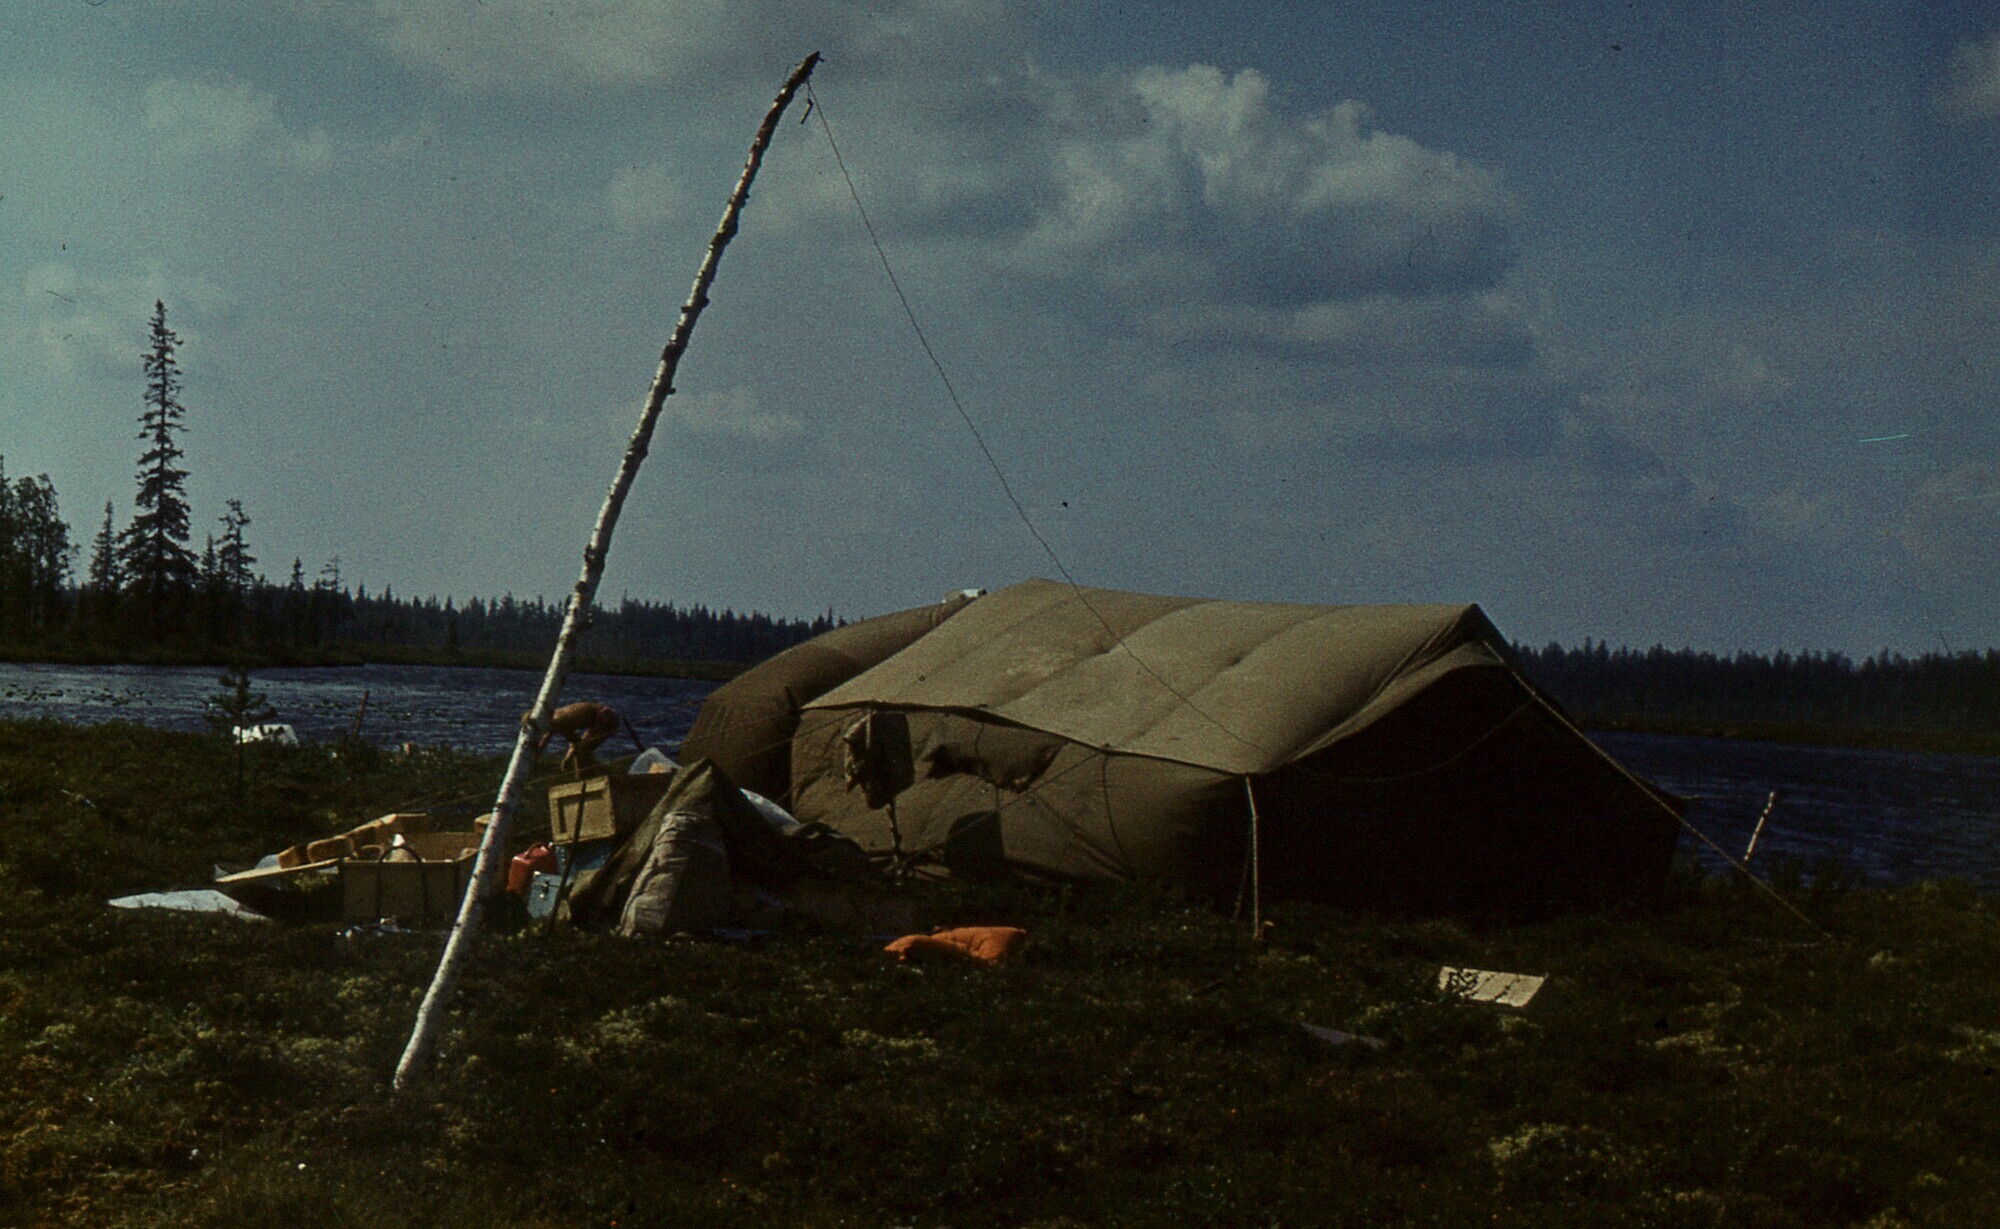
{"left": 118, "top": 300, "right": 197, "bottom": 637}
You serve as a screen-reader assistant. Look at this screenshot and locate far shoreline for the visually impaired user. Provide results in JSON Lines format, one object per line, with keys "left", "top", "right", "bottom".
{"left": 5, "top": 644, "right": 1995, "bottom": 757}
{"left": 0, "top": 641, "right": 744, "bottom": 682}
{"left": 1574, "top": 711, "right": 2000, "bottom": 758}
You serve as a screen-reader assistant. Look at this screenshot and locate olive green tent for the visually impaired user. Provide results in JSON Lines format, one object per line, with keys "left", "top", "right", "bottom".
{"left": 686, "top": 579, "right": 1683, "bottom": 911}
{"left": 680, "top": 589, "right": 978, "bottom": 800}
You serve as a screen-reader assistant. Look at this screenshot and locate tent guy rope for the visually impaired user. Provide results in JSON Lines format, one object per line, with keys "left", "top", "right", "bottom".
{"left": 393, "top": 52, "right": 822, "bottom": 1090}
{"left": 804, "top": 82, "right": 1278, "bottom": 769}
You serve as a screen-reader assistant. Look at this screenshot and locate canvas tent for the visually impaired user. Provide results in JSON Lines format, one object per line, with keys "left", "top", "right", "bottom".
{"left": 683, "top": 579, "right": 1684, "bottom": 911}
{"left": 680, "top": 589, "right": 978, "bottom": 799}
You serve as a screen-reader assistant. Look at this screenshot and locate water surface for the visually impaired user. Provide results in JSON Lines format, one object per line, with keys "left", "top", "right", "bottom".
{"left": 4, "top": 662, "right": 1993, "bottom": 890}
{"left": 0, "top": 661, "right": 713, "bottom": 755}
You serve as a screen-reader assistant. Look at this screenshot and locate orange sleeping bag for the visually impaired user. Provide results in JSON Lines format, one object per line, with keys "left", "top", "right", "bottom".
{"left": 883, "top": 926, "right": 1028, "bottom": 967}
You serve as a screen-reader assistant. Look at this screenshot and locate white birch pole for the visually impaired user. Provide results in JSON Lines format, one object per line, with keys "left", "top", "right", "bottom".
{"left": 393, "top": 52, "right": 822, "bottom": 1090}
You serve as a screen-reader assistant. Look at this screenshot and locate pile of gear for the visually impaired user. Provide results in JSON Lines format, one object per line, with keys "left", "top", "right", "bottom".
{"left": 530, "top": 750, "right": 912, "bottom": 938}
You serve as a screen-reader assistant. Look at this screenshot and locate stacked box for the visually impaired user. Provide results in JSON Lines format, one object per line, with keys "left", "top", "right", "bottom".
{"left": 546, "top": 774, "right": 675, "bottom": 844}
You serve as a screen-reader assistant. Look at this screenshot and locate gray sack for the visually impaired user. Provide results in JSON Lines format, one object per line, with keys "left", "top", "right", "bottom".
{"left": 616, "top": 812, "right": 731, "bottom": 938}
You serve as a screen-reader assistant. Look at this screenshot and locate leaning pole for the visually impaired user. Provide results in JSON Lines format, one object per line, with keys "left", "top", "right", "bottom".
{"left": 394, "top": 52, "right": 822, "bottom": 1090}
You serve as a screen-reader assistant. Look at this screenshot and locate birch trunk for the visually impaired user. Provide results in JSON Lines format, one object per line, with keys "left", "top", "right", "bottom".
{"left": 393, "top": 52, "right": 821, "bottom": 1090}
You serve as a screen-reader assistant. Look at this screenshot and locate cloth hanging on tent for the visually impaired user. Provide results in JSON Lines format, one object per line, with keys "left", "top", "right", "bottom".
{"left": 841, "top": 710, "right": 915, "bottom": 809}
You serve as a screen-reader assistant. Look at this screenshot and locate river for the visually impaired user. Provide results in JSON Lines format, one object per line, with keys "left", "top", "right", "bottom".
{"left": 0, "top": 661, "right": 713, "bottom": 760}
{"left": 3, "top": 661, "right": 1995, "bottom": 891}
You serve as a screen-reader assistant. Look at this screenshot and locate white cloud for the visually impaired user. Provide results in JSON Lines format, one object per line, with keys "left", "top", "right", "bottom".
{"left": 755, "top": 55, "right": 1531, "bottom": 458}
{"left": 330, "top": 0, "right": 1029, "bottom": 96}
{"left": 1005, "top": 65, "right": 1521, "bottom": 323}
{"left": 10, "top": 263, "right": 234, "bottom": 382}
{"left": 666, "top": 386, "right": 804, "bottom": 442}
{"left": 143, "top": 76, "right": 333, "bottom": 169}
{"left": 1938, "top": 30, "right": 2000, "bottom": 123}
{"left": 343, "top": 0, "right": 725, "bottom": 92}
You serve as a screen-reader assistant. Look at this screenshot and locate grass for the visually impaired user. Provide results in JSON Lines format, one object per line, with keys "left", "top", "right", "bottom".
{"left": 1, "top": 719, "right": 1997, "bottom": 1226}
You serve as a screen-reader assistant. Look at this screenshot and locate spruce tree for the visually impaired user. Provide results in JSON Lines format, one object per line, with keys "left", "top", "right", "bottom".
{"left": 13, "top": 475, "right": 72, "bottom": 634}
{"left": 0, "top": 457, "right": 16, "bottom": 637}
{"left": 118, "top": 301, "right": 197, "bottom": 637}
{"left": 199, "top": 533, "right": 224, "bottom": 642}
{"left": 84, "top": 500, "right": 120, "bottom": 631}
{"left": 217, "top": 498, "right": 255, "bottom": 639}
{"left": 283, "top": 557, "right": 308, "bottom": 644}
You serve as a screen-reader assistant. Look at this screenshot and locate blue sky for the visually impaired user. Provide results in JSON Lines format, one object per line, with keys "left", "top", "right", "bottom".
{"left": 2, "top": 2, "right": 1995, "bottom": 654}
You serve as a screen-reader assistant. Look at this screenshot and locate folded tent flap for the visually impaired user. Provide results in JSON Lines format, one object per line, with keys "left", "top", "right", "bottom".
{"left": 910, "top": 712, "right": 1068, "bottom": 792}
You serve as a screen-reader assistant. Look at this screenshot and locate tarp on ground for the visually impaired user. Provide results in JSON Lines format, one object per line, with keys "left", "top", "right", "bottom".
{"left": 691, "top": 579, "right": 1685, "bottom": 912}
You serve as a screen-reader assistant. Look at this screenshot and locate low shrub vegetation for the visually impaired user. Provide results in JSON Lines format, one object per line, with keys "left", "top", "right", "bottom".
{"left": 0, "top": 719, "right": 1995, "bottom": 1226}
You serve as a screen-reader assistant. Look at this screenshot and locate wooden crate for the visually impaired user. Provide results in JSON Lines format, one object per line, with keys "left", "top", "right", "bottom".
{"left": 340, "top": 832, "right": 482, "bottom": 922}
{"left": 547, "top": 774, "right": 676, "bottom": 845}
{"left": 276, "top": 812, "right": 431, "bottom": 869}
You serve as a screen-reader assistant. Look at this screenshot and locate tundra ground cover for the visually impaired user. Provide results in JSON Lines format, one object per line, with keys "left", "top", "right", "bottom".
{"left": 0, "top": 719, "right": 1995, "bottom": 1227}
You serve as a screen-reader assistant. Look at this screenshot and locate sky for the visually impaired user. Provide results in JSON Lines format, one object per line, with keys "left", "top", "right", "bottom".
{"left": 2, "top": 1, "right": 1996, "bottom": 656}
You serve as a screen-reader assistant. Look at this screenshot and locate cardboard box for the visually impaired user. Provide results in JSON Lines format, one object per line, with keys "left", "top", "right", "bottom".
{"left": 546, "top": 774, "right": 676, "bottom": 845}
{"left": 340, "top": 831, "right": 482, "bottom": 922}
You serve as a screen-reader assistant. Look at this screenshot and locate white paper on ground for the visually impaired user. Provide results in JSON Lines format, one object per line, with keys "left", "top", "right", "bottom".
{"left": 1438, "top": 966, "right": 1546, "bottom": 1007}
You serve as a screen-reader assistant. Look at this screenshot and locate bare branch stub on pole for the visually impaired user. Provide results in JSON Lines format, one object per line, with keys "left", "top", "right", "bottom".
{"left": 392, "top": 51, "right": 822, "bottom": 1091}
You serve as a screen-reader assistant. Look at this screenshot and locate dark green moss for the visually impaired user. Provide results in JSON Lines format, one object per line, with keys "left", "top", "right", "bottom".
{"left": 1, "top": 719, "right": 1996, "bottom": 1226}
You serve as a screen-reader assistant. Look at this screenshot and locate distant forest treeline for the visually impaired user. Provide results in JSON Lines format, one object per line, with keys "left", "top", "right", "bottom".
{"left": 330, "top": 585, "right": 835, "bottom": 664}
{"left": 1514, "top": 640, "right": 2000, "bottom": 736}
{"left": 0, "top": 553, "right": 833, "bottom": 668}
{"left": 0, "top": 300, "right": 833, "bottom": 670}
{"left": 15, "top": 297, "right": 1996, "bottom": 733}
{"left": 2, "top": 449, "right": 831, "bottom": 667}
{"left": 7, "top": 437, "right": 1996, "bottom": 722}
